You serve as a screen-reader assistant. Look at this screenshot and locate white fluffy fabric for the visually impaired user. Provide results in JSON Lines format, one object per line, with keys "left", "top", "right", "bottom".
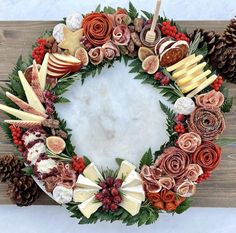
{"left": 56, "top": 61, "right": 171, "bottom": 169}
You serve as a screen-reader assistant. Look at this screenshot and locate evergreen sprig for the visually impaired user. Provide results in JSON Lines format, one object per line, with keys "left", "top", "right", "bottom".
{"left": 139, "top": 148, "right": 153, "bottom": 169}
{"left": 128, "top": 1, "right": 139, "bottom": 20}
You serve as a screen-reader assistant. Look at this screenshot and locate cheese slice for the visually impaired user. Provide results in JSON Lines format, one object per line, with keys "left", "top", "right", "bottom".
{"left": 117, "top": 160, "right": 136, "bottom": 179}
{"left": 73, "top": 188, "right": 97, "bottom": 203}
{"left": 78, "top": 196, "right": 102, "bottom": 219}
{"left": 187, "top": 74, "right": 218, "bottom": 98}
{"left": 172, "top": 64, "right": 195, "bottom": 79}
{"left": 186, "top": 62, "right": 206, "bottom": 76}
{"left": 0, "top": 104, "right": 45, "bottom": 122}
{"left": 38, "top": 53, "right": 49, "bottom": 90}
{"left": 184, "top": 55, "right": 203, "bottom": 68}
{"left": 83, "top": 162, "right": 103, "bottom": 183}
{"left": 121, "top": 170, "right": 142, "bottom": 188}
{"left": 181, "top": 78, "right": 206, "bottom": 93}
{"left": 121, "top": 185, "right": 145, "bottom": 202}
{"left": 119, "top": 194, "right": 142, "bottom": 216}
{"left": 18, "top": 71, "right": 45, "bottom": 113}
{"left": 166, "top": 54, "right": 195, "bottom": 72}
{"left": 76, "top": 174, "right": 100, "bottom": 189}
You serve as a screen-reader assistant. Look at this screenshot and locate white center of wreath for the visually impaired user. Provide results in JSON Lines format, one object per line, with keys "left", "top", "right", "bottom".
{"left": 56, "top": 62, "right": 170, "bottom": 168}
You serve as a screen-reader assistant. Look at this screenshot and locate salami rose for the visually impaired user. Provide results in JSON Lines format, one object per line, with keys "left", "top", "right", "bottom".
{"left": 188, "top": 107, "right": 225, "bottom": 141}
{"left": 82, "top": 13, "right": 113, "bottom": 46}
{"left": 175, "top": 180, "right": 196, "bottom": 197}
{"left": 155, "top": 147, "right": 190, "bottom": 180}
{"left": 185, "top": 164, "right": 203, "bottom": 181}
{"left": 178, "top": 132, "right": 201, "bottom": 153}
{"left": 144, "top": 181, "right": 162, "bottom": 193}
{"left": 196, "top": 90, "right": 224, "bottom": 108}
{"left": 88, "top": 47, "right": 105, "bottom": 65}
{"left": 159, "top": 176, "right": 175, "bottom": 190}
{"left": 112, "top": 25, "right": 131, "bottom": 46}
{"left": 140, "top": 165, "right": 162, "bottom": 183}
{"left": 160, "top": 189, "right": 176, "bottom": 203}
{"left": 192, "top": 141, "right": 222, "bottom": 172}
{"left": 102, "top": 41, "right": 120, "bottom": 60}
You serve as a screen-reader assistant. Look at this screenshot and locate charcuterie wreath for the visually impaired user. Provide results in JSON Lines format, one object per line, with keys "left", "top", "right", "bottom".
{"left": 0, "top": 2, "right": 235, "bottom": 226}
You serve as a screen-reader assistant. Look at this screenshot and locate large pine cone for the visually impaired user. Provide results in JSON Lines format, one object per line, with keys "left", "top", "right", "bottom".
{"left": 0, "top": 155, "right": 24, "bottom": 182}
{"left": 223, "top": 16, "right": 236, "bottom": 46}
{"left": 8, "top": 174, "right": 40, "bottom": 206}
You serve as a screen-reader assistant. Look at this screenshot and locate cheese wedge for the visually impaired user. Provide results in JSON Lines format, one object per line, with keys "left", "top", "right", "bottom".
{"left": 76, "top": 174, "right": 100, "bottom": 189}
{"left": 18, "top": 71, "right": 45, "bottom": 113}
{"left": 83, "top": 163, "right": 103, "bottom": 183}
{"left": 73, "top": 188, "right": 97, "bottom": 203}
{"left": 181, "top": 78, "right": 206, "bottom": 93}
{"left": 117, "top": 160, "right": 136, "bottom": 179}
{"left": 121, "top": 170, "right": 142, "bottom": 188}
{"left": 166, "top": 54, "right": 195, "bottom": 72}
{"left": 187, "top": 74, "right": 218, "bottom": 98}
{"left": 0, "top": 104, "right": 45, "bottom": 122}
{"left": 78, "top": 196, "right": 102, "bottom": 219}
{"left": 38, "top": 53, "right": 49, "bottom": 90}
{"left": 121, "top": 185, "right": 145, "bottom": 202}
{"left": 119, "top": 195, "right": 141, "bottom": 216}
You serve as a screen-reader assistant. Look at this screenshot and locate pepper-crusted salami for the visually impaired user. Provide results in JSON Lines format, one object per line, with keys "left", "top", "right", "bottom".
{"left": 160, "top": 47, "right": 184, "bottom": 67}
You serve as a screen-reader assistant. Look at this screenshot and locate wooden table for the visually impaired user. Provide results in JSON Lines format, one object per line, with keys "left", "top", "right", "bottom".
{"left": 0, "top": 21, "right": 236, "bottom": 207}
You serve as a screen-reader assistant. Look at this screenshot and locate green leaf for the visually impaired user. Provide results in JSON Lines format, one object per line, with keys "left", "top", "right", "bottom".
{"left": 128, "top": 1, "right": 138, "bottom": 20}
{"left": 141, "top": 10, "right": 153, "bottom": 20}
{"left": 22, "top": 166, "right": 34, "bottom": 176}
{"left": 215, "top": 137, "right": 236, "bottom": 147}
{"left": 189, "top": 31, "right": 208, "bottom": 57}
{"left": 139, "top": 148, "right": 153, "bottom": 169}
{"left": 103, "top": 6, "right": 116, "bottom": 14}
{"left": 0, "top": 122, "right": 12, "bottom": 141}
{"left": 55, "top": 96, "right": 70, "bottom": 103}
{"left": 175, "top": 198, "right": 192, "bottom": 214}
{"left": 83, "top": 156, "right": 91, "bottom": 166}
{"left": 221, "top": 97, "right": 233, "bottom": 113}
{"left": 95, "top": 4, "right": 101, "bottom": 12}
{"left": 115, "top": 158, "right": 124, "bottom": 166}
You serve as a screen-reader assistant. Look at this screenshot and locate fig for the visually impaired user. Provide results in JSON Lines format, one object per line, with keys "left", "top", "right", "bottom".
{"left": 142, "top": 55, "right": 160, "bottom": 74}
{"left": 75, "top": 47, "right": 89, "bottom": 66}
{"left": 24, "top": 64, "right": 41, "bottom": 84}
{"left": 138, "top": 47, "right": 154, "bottom": 61}
{"left": 46, "top": 136, "right": 66, "bottom": 154}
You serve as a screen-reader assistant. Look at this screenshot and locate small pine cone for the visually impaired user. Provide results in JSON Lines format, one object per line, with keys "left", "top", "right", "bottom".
{"left": 0, "top": 155, "right": 24, "bottom": 182}
{"left": 223, "top": 16, "right": 236, "bottom": 46}
{"left": 42, "top": 119, "right": 60, "bottom": 129}
{"left": 8, "top": 174, "right": 40, "bottom": 206}
{"left": 55, "top": 130, "right": 68, "bottom": 139}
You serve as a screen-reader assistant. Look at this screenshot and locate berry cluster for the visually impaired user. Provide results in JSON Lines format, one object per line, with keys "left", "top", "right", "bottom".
{"left": 154, "top": 71, "right": 170, "bottom": 85}
{"left": 44, "top": 90, "right": 57, "bottom": 115}
{"left": 161, "top": 21, "right": 190, "bottom": 42}
{"left": 72, "top": 156, "right": 85, "bottom": 174}
{"left": 174, "top": 123, "right": 186, "bottom": 134}
{"left": 196, "top": 171, "right": 211, "bottom": 183}
{"left": 95, "top": 176, "right": 123, "bottom": 212}
{"left": 211, "top": 75, "right": 223, "bottom": 91}
{"left": 9, "top": 125, "right": 24, "bottom": 152}
{"left": 32, "top": 39, "right": 46, "bottom": 64}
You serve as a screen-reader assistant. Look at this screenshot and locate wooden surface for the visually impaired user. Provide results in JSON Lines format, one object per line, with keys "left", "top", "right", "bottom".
{"left": 0, "top": 21, "right": 236, "bottom": 207}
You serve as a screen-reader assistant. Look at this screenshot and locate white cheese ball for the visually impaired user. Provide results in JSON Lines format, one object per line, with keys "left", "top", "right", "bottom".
{"left": 66, "top": 13, "right": 83, "bottom": 31}
{"left": 174, "top": 97, "right": 196, "bottom": 115}
{"left": 53, "top": 23, "right": 66, "bottom": 43}
{"left": 35, "top": 158, "right": 57, "bottom": 174}
{"left": 53, "top": 186, "right": 73, "bottom": 204}
{"left": 27, "top": 142, "right": 46, "bottom": 165}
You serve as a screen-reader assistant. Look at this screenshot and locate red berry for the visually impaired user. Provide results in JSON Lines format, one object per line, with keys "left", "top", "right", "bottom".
{"left": 95, "top": 192, "right": 103, "bottom": 201}
{"left": 110, "top": 203, "right": 118, "bottom": 212}
{"left": 102, "top": 197, "right": 111, "bottom": 205}
{"left": 113, "top": 195, "right": 122, "bottom": 204}
{"left": 102, "top": 189, "right": 110, "bottom": 197}
{"left": 99, "top": 181, "right": 107, "bottom": 189}
{"left": 175, "top": 114, "right": 185, "bottom": 122}
{"left": 114, "top": 179, "right": 123, "bottom": 188}
{"left": 111, "top": 188, "right": 119, "bottom": 197}
{"left": 160, "top": 76, "right": 170, "bottom": 85}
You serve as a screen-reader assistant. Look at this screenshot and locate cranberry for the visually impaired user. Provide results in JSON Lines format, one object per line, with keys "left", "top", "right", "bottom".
{"left": 99, "top": 181, "right": 107, "bottom": 189}
{"left": 102, "top": 189, "right": 110, "bottom": 197}
{"left": 160, "top": 76, "right": 170, "bottom": 85}
{"left": 95, "top": 192, "right": 103, "bottom": 201}
{"left": 111, "top": 187, "right": 119, "bottom": 197}
{"left": 113, "top": 195, "right": 122, "bottom": 204}
{"left": 110, "top": 203, "right": 118, "bottom": 212}
{"left": 102, "top": 197, "right": 111, "bottom": 205}
{"left": 154, "top": 72, "right": 164, "bottom": 81}
{"left": 114, "top": 178, "right": 123, "bottom": 188}
{"left": 106, "top": 176, "right": 115, "bottom": 186}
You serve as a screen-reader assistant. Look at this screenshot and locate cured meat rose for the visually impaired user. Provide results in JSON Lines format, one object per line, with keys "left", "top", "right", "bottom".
{"left": 88, "top": 47, "right": 105, "bottom": 65}
{"left": 140, "top": 165, "right": 162, "bottom": 182}
{"left": 196, "top": 90, "right": 225, "bottom": 108}
{"left": 82, "top": 13, "right": 113, "bottom": 46}
{"left": 160, "top": 189, "right": 176, "bottom": 203}
{"left": 112, "top": 25, "right": 131, "bottom": 46}
{"left": 188, "top": 107, "right": 225, "bottom": 141}
{"left": 102, "top": 41, "right": 120, "bottom": 60}
{"left": 155, "top": 147, "right": 190, "bottom": 180}
{"left": 144, "top": 181, "right": 162, "bottom": 194}
{"left": 159, "top": 176, "right": 175, "bottom": 190}
{"left": 178, "top": 132, "right": 201, "bottom": 153}
{"left": 192, "top": 141, "right": 222, "bottom": 172}
{"left": 175, "top": 180, "right": 196, "bottom": 197}
{"left": 185, "top": 164, "right": 203, "bottom": 181}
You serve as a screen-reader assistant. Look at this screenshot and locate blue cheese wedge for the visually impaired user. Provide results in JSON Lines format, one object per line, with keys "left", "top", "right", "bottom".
{"left": 117, "top": 160, "right": 136, "bottom": 179}
{"left": 83, "top": 162, "right": 103, "bottom": 182}
{"left": 121, "top": 185, "right": 145, "bottom": 202}
{"left": 78, "top": 196, "right": 102, "bottom": 219}
{"left": 76, "top": 174, "right": 100, "bottom": 189}
{"left": 73, "top": 188, "right": 98, "bottom": 203}
{"left": 119, "top": 195, "right": 142, "bottom": 216}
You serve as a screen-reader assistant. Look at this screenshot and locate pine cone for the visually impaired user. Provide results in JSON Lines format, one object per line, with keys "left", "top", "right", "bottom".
{"left": 8, "top": 174, "right": 40, "bottom": 206}
{"left": 223, "top": 16, "right": 236, "bottom": 46}
{"left": 0, "top": 155, "right": 24, "bottom": 182}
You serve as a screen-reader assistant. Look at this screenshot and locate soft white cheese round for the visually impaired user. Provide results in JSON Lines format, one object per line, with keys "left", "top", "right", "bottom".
{"left": 53, "top": 23, "right": 66, "bottom": 43}
{"left": 27, "top": 142, "right": 46, "bottom": 165}
{"left": 66, "top": 13, "right": 83, "bottom": 31}
{"left": 174, "top": 97, "right": 196, "bottom": 115}
{"left": 53, "top": 186, "right": 73, "bottom": 204}
{"left": 35, "top": 158, "right": 57, "bottom": 174}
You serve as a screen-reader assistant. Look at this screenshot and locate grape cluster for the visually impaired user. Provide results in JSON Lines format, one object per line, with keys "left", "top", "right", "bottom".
{"left": 44, "top": 90, "right": 57, "bottom": 116}
{"left": 95, "top": 176, "right": 123, "bottom": 212}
